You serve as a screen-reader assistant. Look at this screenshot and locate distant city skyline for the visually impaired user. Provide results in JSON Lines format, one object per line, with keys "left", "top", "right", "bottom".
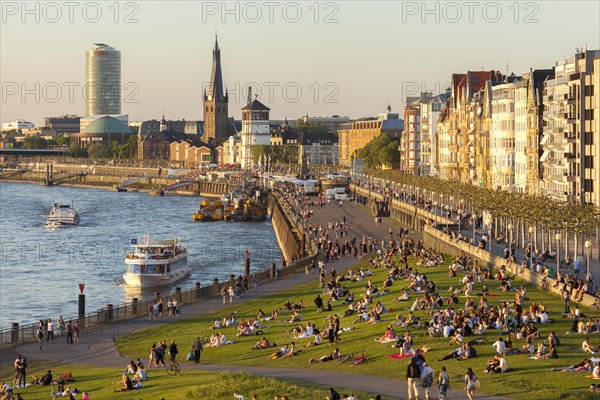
{"left": 1, "top": 1, "right": 599, "bottom": 126}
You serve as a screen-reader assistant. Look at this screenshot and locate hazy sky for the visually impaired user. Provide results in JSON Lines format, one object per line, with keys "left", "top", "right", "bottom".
{"left": 1, "top": 0, "right": 599, "bottom": 126}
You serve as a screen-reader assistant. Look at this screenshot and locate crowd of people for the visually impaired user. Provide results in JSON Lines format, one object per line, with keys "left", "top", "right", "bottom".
{"left": 8, "top": 180, "right": 600, "bottom": 400}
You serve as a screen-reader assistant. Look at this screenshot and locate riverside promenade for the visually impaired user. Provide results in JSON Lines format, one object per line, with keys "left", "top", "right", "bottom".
{"left": 0, "top": 200, "right": 509, "bottom": 400}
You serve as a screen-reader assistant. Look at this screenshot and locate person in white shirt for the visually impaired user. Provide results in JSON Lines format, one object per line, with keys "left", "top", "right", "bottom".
{"left": 443, "top": 324, "right": 453, "bottom": 337}
{"left": 498, "top": 356, "right": 507, "bottom": 372}
{"left": 593, "top": 363, "right": 600, "bottom": 379}
{"left": 47, "top": 319, "right": 54, "bottom": 341}
{"left": 492, "top": 338, "right": 506, "bottom": 356}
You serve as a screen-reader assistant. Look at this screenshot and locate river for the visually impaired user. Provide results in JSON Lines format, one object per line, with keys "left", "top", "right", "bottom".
{"left": 0, "top": 182, "right": 282, "bottom": 328}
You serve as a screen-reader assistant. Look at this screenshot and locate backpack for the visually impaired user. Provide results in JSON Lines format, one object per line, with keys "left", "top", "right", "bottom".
{"left": 421, "top": 372, "right": 434, "bottom": 387}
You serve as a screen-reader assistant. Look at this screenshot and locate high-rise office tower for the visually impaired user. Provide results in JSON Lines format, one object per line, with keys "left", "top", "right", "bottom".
{"left": 86, "top": 43, "right": 121, "bottom": 115}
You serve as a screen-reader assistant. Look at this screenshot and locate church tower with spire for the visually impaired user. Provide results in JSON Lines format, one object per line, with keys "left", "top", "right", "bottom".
{"left": 203, "top": 35, "right": 229, "bottom": 145}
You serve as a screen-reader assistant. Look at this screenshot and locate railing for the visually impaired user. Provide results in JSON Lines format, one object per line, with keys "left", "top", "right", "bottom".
{"left": 0, "top": 193, "right": 318, "bottom": 348}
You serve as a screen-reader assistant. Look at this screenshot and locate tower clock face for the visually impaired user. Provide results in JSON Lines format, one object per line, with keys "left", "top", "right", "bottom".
{"left": 207, "top": 95, "right": 213, "bottom": 101}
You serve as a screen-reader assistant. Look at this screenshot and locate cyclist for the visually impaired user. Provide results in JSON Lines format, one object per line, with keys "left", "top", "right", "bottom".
{"left": 168, "top": 340, "right": 179, "bottom": 363}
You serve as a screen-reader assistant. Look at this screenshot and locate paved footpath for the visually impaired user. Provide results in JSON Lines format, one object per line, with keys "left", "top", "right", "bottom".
{"left": 0, "top": 200, "right": 510, "bottom": 400}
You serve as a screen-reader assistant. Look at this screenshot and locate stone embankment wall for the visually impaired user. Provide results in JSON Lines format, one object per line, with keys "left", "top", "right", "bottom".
{"left": 269, "top": 192, "right": 303, "bottom": 263}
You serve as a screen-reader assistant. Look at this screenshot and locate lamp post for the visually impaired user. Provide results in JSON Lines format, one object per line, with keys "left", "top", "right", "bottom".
{"left": 585, "top": 240, "right": 592, "bottom": 281}
{"left": 445, "top": 205, "right": 449, "bottom": 231}
{"left": 472, "top": 214, "right": 477, "bottom": 242}
{"left": 528, "top": 226, "right": 534, "bottom": 269}
{"left": 508, "top": 223, "right": 514, "bottom": 260}
{"left": 433, "top": 201, "right": 438, "bottom": 225}
{"left": 555, "top": 233, "right": 562, "bottom": 273}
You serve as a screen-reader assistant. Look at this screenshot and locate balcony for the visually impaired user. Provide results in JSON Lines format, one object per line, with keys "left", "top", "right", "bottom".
{"left": 562, "top": 173, "right": 577, "bottom": 182}
{"left": 563, "top": 132, "right": 576, "bottom": 143}
{"left": 565, "top": 153, "right": 578, "bottom": 162}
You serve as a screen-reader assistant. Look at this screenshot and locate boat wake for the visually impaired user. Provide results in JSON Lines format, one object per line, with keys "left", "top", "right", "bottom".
{"left": 112, "top": 278, "right": 126, "bottom": 286}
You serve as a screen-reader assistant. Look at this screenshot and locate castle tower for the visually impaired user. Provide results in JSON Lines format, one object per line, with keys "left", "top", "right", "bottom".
{"left": 203, "top": 35, "right": 229, "bottom": 145}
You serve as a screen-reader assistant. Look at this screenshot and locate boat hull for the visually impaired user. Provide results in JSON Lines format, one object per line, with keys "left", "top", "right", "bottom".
{"left": 124, "top": 251, "right": 190, "bottom": 288}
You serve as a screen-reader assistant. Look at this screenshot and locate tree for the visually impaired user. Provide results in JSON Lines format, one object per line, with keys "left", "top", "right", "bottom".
{"left": 379, "top": 142, "right": 400, "bottom": 169}
{"left": 356, "top": 134, "right": 398, "bottom": 169}
{"left": 294, "top": 120, "right": 329, "bottom": 133}
{"left": 56, "top": 135, "right": 70, "bottom": 147}
{"left": 67, "top": 143, "right": 88, "bottom": 157}
{"left": 87, "top": 143, "right": 111, "bottom": 159}
{"left": 22, "top": 136, "right": 49, "bottom": 149}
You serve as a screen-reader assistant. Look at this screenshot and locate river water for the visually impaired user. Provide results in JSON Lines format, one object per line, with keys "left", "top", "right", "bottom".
{"left": 0, "top": 182, "right": 282, "bottom": 328}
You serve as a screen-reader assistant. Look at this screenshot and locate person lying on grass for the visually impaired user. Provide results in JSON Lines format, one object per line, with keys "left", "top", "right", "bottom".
{"left": 308, "top": 348, "right": 340, "bottom": 364}
{"left": 267, "top": 342, "right": 297, "bottom": 359}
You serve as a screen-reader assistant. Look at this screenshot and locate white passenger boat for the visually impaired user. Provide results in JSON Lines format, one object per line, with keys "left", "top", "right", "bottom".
{"left": 45, "top": 203, "right": 79, "bottom": 227}
{"left": 123, "top": 236, "right": 190, "bottom": 287}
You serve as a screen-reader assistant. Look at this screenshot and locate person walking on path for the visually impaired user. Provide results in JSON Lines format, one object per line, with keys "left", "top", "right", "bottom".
{"left": 406, "top": 356, "right": 421, "bottom": 400}
{"left": 65, "top": 320, "right": 73, "bottom": 344}
{"left": 464, "top": 367, "right": 479, "bottom": 400}
{"left": 228, "top": 286, "right": 235, "bottom": 304}
{"left": 37, "top": 326, "right": 44, "bottom": 350}
{"left": 192, "top": 337, "right": 203, "bottom": 363}
{"left": 73, "top": 321, "right": 80, "bottom": 344}
{"left": 420, "top": 362, "right": 434, "bottom": 400}
{"left": 437, "top": 366, "right": 450, "bottom": 400}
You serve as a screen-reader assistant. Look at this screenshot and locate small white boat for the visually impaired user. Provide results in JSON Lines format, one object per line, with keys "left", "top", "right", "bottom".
{"left": 123, "top": 236, "right": 190, "bottom": 287}
{"left": 45, "top": 203, "right": 79, "bottom": 227}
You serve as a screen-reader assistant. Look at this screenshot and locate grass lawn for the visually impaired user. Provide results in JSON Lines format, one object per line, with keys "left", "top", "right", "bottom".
{"left": 0, "top": 363, "right": 384, "bottom": 400}
{"left": 117, "top": 254, "right": 600, "bottom": 400}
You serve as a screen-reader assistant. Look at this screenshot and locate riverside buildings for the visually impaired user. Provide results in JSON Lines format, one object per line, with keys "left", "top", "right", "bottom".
{"left": 540, "top": 49, "right": 600, "bottom": 205}
{"left": 388, "top": 48, "right": 599, "bottom": 206}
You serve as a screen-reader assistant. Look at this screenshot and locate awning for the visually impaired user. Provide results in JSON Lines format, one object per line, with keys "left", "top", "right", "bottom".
{"left": 540, "top": 135, "right": 550, "bottom": 145}
{"left": 540, "top": 150, "right": 550, "bottom": 162}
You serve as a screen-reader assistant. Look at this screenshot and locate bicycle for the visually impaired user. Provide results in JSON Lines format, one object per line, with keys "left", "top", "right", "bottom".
{"left": 165, "top": 360, "right": 181, "bottom": 375}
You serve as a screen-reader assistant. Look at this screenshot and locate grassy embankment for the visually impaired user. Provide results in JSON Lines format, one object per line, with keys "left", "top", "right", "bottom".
{"left": 116, "top": 254, "right": 600, "bottom": 400}
{"left": 0, "top": 363, "right": 380, "bottom": 399}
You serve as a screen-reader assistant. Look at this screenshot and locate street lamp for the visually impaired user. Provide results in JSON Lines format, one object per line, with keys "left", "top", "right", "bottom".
{"left": 472, "top": 214, "right": 477, "bottom": 242}
{"left": 555, "top": 233, "right": 562, "bottom": 273}
{"left": 528, "top": 226, "right": 534, "bottom": 268}
{"left": 508, "top": 223, "right": 514, "bottom": 260}
{"left": 585, "top": 240, "right": 592, "bottom": 281}
{"left": 433, "top": 201, "right": 438, "bottom": 225}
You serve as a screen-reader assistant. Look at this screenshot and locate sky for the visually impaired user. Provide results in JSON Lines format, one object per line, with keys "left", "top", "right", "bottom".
{"left": 1, "top": 0, "right": 599, "bottom": 126}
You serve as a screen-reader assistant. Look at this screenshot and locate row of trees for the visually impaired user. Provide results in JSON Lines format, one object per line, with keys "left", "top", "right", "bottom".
{"left": 3, "top": 133, "right": 138, "bottom": 160}
{"left": 251, "top": 144, "right": 299, "bottom": 165}
{"left": 81, "top": 135, "right": 138, "bottom": 159}
{"left": 365, "top": 168, "right": 599, "bottom": 257}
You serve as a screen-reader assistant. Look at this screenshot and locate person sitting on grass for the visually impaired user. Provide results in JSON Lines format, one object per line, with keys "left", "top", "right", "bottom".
{"left": 252, "top": 336, "right": 271, "bottom": 350}
{"left": 583, "top": 337, "right": 600, "bottom": 354}
{"left": 308, "top": 348, "right": 340, "bottom": 364}
{"left": 306, "top": 333, "right": 322, "bottom": 347}
{"left": 393, "top": 289, "right": 410, "bottom": 302}
{"left": 374, "top": 325, "right": 396, "bottom": 342}
{"left": 544, "top": 343, "right": 558, "bottom": 359}
{"left": 449, "top": 329, "right": 464, "bottom": 346}
{"left": 484, "top": 354, "right": 507, "bottom": 374}
{"left": 114, "top": 374, "right": 134, "bottom": 392}
{"left": 133, "top": 364, "right": 147, "bottom": 383}
{"left": 289, "top": 311, "right": 302, "bottom": 323}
